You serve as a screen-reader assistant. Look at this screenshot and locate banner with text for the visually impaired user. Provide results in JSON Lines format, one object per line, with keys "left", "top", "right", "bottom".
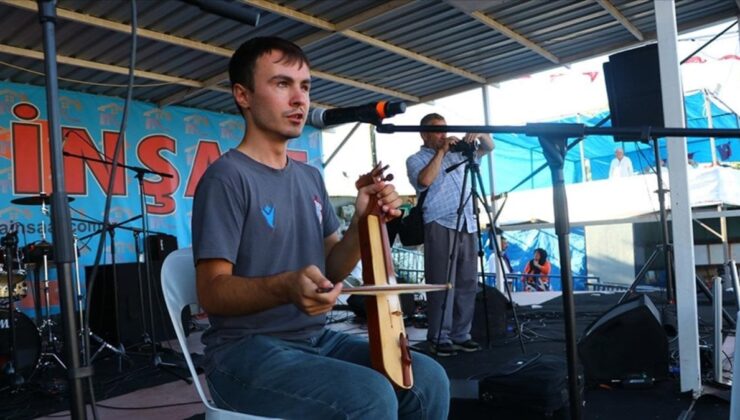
{"left": 0, "top": 81, "right": 322, "bottom": 316}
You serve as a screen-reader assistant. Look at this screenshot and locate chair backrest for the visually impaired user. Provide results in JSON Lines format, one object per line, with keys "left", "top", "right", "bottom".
{"left": 161, "top": 247, "right": 273, "bottom": 420}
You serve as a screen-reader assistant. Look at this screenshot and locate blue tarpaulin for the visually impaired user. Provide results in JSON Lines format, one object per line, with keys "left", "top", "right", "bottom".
{"left": 481, "top": 90, "right": 739, "bottom": 291}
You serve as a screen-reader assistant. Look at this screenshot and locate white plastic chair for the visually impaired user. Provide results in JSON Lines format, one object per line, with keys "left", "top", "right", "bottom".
{"left": 161, "top": 247, "right": 273, "bottom": 419}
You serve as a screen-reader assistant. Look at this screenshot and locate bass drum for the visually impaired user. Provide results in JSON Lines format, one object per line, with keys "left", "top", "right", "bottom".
{"left": 0, "top": 310, "right": 40, "bottom": 382}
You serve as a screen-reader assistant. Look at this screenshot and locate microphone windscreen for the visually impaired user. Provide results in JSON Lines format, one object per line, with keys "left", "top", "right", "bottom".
{"left": 384, "top": 101, "right": 406, "bottom": 117}
{"left": 308, "top": 108, "right": 327, "bottom": 128}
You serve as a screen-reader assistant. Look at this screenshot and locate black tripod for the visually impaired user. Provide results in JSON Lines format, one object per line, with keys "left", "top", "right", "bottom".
{"left": 432, "top": 146, "right": 524, "bottom": 353}
{"left": 618, "top": 137, "right": 675, "bottom": 305}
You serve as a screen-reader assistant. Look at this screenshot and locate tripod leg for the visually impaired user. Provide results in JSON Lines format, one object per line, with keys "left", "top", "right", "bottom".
{"left": 472, "top": 165, "right": 526, "bottom": 353}
{"left": 154, "top": 354, "right": 192, "bottom": 384}
{"left": 87, "top": 329, "right": 131, "bottom": 372}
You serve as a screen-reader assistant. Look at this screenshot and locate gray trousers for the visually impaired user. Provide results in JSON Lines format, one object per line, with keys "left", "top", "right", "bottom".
{"left": 424, "top": 221, "right": 478, "bottom": 344}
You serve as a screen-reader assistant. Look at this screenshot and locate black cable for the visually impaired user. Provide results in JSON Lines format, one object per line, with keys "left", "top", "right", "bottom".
{"left": 81, "top": 1, "right": 138, "bottom": 418}
{"left": 722, "top": 350, "right": 733, "bottom": 370}
{"left": 680, "top": 20, "right": 738, "bottom": 65}
{"left": 93, "top": 400, "right": 203, "bottom": 410}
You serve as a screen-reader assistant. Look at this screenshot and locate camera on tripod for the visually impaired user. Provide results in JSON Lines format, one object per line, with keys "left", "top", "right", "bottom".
{"left": 450, "top": 139, "right": 478, "bottom": 156}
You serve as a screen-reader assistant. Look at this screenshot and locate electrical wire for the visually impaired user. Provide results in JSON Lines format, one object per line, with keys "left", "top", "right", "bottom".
{"left": 0, "top": 59, "right": 174, "bottom": 88}
{"left": 81, "top": 1, "right": 138, "bottom": 418}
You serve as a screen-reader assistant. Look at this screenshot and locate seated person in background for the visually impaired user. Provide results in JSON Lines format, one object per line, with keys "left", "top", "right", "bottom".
{"left": 192, "top": 36, "right": 449, "bottom": 419}
{"left": 522, "top": 248, "right": 552, "bottom": 291}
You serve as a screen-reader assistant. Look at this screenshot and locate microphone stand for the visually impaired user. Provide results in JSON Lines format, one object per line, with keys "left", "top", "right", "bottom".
{"left": 37, "top": 2, "right": 87, "bottom": 417}
{"left": 77, "top": 214, "right": 141, "bottom": 369}
{"left": 1, "top": 231, "right": 24, "bottom": 387}
{"left": 377, "top": 121, "right": 740, "bottom": 420}
{"left": 63, "top": 151, "right": 189, "bottom": 384}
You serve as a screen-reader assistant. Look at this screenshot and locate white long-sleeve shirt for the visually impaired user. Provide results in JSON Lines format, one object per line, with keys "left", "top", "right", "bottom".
{"left": 609, "top": 156, "right": 634, "bottom": 178}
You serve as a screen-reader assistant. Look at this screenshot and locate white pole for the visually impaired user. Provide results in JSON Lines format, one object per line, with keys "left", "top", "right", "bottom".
{"left": 482, "top": 85, "right": 505, "bottom": 293}
{"left": 577, "top": 115, "right": 587, "bottom": 181}
{"left": 703, "top": 89, "right": 718, "bottom": 165}
{"left": 655, "top": 0, "right": 701, "bottom": 396}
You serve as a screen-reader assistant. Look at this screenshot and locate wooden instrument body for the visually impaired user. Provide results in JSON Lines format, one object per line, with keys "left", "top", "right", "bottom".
{"left": 356, "top": 167, "right": 413, "bottom": 390}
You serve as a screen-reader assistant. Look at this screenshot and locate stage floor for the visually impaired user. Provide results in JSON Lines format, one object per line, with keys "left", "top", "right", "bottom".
{"left": 0, "top": 290, "right": 733, "bottom": 419}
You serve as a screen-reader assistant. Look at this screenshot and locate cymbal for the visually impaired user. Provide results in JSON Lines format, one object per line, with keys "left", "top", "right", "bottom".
{"left": 10, "top": 194, "right": 75, "bottom": 206}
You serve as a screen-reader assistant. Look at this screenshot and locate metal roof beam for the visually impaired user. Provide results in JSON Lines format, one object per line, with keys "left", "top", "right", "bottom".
{"left": 2, "top": 0, "right": 234, "bottom": 56}
{"left": 158, "top": 72, "right": 229, "bottom": 107}
{"left": 242, "top": 0, "right": 486, "bottom": 83}
{"left": 595, "top": 0, "right": 645, "bottom": 41}
{"left": 420, "top": 10, "right": 734, "bottom": 104}
{"left": 2, "top": 0, "right": 419, "bottom": 106}
{"left": 311, "top": 69, "right": 420, "bottom": 102}
{"left": 469, "top": 11, "right": 560, "bottom": 64}
{"left": 0, "top": 43, "right": 228, "bottom": 92}
{"left": 444, "top": 0, "right": 560, "bottom": 64}
{"left": 295, "top": 0, "right": 416, "bottom": 48}
{"left": 157, "top": 69, "right": 416, "bottom": 107}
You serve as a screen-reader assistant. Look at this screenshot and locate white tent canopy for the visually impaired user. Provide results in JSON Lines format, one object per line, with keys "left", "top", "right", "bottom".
{"left": 497, "top": 166, "right": 740, "bottom": 229}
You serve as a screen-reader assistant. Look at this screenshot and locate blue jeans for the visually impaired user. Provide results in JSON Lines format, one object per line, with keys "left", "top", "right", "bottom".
{"left": 207, "top": 329, "right": 450, "bottom": 419}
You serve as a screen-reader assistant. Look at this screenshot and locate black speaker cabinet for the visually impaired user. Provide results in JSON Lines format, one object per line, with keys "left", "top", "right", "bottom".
{"left": 471, "top": 284, "right": 510, "bottom": 341}
{"left": 603, "top": 44, "right": 664, "bottom": 141}
{"left": 146, "top": 234, "right": 178, "bottom": 263}
{"left": 578, "top": 294, "right": 668, "bottom": 384}
{"left": 85, "top": 262, "right": 177, "bottom": 346}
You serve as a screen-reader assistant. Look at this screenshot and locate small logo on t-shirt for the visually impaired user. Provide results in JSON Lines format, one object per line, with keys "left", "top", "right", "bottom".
{"left": 313, "top": 196, "right": 322, "bottom": 225}
{"left": 261, "top": 204, "right": 275, "bottom": 228}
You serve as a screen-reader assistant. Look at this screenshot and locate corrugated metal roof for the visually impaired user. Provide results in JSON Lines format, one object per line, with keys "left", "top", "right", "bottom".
{"left": 0, "top": 0, "right": 737, "bottom": 115}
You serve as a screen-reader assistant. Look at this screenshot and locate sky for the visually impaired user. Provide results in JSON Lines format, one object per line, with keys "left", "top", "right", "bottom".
{"left": 320, "top": 19, "right": 740, "bottom": 197}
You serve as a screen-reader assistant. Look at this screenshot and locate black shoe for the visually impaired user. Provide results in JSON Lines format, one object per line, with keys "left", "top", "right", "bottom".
{"left": 428, "top": 341, "right": 457, "bottom": 357}
{"left": 452, "top": 339, "right": 482, "bottom": 353}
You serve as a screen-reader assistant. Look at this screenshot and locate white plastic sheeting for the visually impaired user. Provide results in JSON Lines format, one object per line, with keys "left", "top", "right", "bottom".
{"left": 497, "top": 166, "right": 740, "bottom": 228}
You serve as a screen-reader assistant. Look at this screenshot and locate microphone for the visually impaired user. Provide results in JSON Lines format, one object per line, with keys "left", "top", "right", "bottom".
{"left": 309, "top": 100, "right": 406, "bottom": 128}
{"left": 493, "top": 192, "right": 508, "bottom": 200}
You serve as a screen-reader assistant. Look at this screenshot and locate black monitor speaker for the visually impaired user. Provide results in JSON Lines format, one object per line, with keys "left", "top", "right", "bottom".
{"left": 603, "top": 44, "right": 665, "bottom": 141}
{"left": 85, "top": 262, "right": 184, "bottom": 346}
{"left": 471, "top": 284, "right": 510, "bottom": 341}
{"left": 147, "top": 233, "right": 178, "bottom": 263}
{"left": 578, "top": 294, "right": 669, "bottom": 384}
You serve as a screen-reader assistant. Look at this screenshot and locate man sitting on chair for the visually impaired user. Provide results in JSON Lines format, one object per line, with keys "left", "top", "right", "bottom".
{"left": 191, "top": 36, "right": 449, "bottom": 419}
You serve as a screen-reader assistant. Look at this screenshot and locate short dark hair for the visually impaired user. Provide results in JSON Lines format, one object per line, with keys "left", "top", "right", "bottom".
{"left": 420, "top": 113, "right": 445, "bottom": 126}
{"left": 229, "top": 36, "right": 310, "bottom": 91}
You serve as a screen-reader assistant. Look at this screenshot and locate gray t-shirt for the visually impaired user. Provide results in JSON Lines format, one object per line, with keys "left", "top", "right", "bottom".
{"left": 192, "top": 149, "right": 340, "bottom": 363}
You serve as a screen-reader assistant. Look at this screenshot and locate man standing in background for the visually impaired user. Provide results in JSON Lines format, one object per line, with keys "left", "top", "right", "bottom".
{"left": 609, "top": 147, "right": 634, "bottom": 178}
{"left": 406, "top": 113, "right": 494, "bottom": 357}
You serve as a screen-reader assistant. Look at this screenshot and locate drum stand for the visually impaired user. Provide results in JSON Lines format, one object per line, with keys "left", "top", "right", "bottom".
{"left": 1, "top": 230, "right": 24, "bottom": 388}
{"left": 32, "top": 202, "right": 66, "bottom": 374}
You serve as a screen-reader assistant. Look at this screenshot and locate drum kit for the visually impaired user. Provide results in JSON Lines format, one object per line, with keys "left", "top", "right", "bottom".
{"left": 0, "top": 193, "right": 84, "bottom": 388}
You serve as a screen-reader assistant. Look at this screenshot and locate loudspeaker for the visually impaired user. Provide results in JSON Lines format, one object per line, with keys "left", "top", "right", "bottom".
{"left": 471, "top": 285, "right": 510, "bottom": 341}
{"left": 578, "top": 294, "right": 669, "bottom": 384}
{"left": 603, "top": 44, "right": 664, "bottom": 141}
{"left": 346, "top": 293, "right": 415, "bottom": 320}
{"left": 146, "top": 234, "right": 178, "bottom": 263}
{"left": 86, "top": 262, "right": 179, "bottom": 346}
